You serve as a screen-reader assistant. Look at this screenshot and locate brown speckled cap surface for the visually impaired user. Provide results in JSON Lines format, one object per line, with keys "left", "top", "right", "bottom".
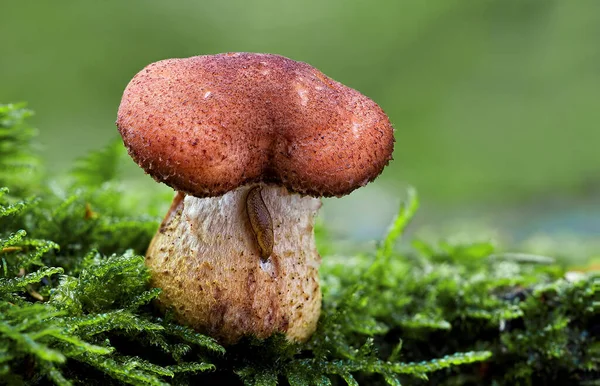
{"left": 117, "top": 52, "right": 394, "bottom": 197}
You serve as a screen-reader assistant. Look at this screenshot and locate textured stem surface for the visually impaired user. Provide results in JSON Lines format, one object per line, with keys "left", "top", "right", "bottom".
{"left": 146, "top": 184, "right": 322, "bottom": 344}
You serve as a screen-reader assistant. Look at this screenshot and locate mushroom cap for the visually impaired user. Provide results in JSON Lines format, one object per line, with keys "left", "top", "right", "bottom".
{"left": 117, "top": 52, "right": 394, "bottom": 197}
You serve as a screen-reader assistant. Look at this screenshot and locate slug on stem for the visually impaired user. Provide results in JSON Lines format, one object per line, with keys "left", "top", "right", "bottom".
{"left": 246, "top": 186, "right": 274, "bottom": 260}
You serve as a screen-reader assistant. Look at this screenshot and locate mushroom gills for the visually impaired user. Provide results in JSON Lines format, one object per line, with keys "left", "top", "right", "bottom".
{"left": 246, "top": 185, "right": 274, "bottom": 260}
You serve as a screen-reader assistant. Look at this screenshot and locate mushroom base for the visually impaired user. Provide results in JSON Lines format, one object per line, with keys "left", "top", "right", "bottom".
{"left": 146, "top": 184, "right": 322, "bottom": 344}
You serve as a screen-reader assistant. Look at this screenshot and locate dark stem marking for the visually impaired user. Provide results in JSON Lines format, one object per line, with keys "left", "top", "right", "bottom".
{"left": 246, "top": 185, "right": 274, "bottom": 260}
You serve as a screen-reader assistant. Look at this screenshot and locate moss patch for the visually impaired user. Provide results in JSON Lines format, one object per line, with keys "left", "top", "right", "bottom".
{"left": 1, "top": 103, "right": 598, "bottom": 385}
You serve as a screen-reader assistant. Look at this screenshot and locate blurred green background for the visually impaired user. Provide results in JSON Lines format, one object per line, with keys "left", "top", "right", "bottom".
{"left": 1, "top": 1, "right": 599, "bottom": 246}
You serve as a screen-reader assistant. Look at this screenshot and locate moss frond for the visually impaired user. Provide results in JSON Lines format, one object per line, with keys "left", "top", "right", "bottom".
{"left": 0, "top": 103, "right": 40, "bottom": 196}
{"left": 70, "top": 138, "right": 126, "bottom": 188}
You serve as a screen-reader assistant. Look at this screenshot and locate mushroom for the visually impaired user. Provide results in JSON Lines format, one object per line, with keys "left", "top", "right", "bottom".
{"left": 116, "top": 53, "right": 394, "bottom": 344}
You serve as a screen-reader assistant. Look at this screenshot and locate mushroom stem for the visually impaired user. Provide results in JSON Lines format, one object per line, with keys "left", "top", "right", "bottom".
{"left": 146, "top": 184, "right": 322, "bottom": 344}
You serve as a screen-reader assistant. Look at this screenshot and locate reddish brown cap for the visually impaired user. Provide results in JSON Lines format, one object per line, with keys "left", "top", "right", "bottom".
{"left": 117, "top": 52, "right": 394, "bottom": 197}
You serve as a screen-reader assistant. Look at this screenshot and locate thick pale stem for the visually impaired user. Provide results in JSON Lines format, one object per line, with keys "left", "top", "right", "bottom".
{"left": 146, "top": 184, "right": 322, "bottom": 344}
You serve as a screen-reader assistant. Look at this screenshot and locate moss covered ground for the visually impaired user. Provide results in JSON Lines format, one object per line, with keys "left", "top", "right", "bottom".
{"left": 0, "top": 103, "right": 598, "bottom": 385}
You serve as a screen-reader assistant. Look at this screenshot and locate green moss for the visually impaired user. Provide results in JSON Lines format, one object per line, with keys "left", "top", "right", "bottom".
{"left": 0, "top": 103, "right": 598, "bottom": 385}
